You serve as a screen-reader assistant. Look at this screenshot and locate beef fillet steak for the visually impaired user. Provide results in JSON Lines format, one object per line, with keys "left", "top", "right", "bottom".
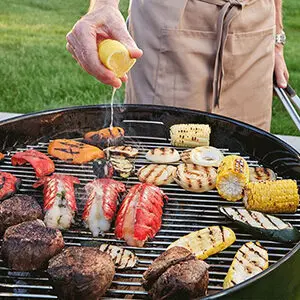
{"left": 1, "top": 219, "right": 64, "bottom": 271}
{"left": 143, "top": 246, "right": 209, "bottom": 299}
{"left": 47, "top": 246, "right": 115, "bottom": 300}
{"left": 0, "top": 194, "right": 43, "bottom": 234}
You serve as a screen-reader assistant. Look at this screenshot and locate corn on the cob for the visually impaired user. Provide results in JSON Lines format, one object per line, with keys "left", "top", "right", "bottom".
{"left": 170, "top": 124, "right": 211, "bottom": 147}
{"left": 243, "top": 179, "right": 299, "bottom": 213}
{"left": 223, "top": 242, "right": 268, "bottom": 289}
{"left": 167, "top": 226, "right": 236, "bottom": 260}
{"left": 216, "top": 155, "right": 249, "bottom": 201}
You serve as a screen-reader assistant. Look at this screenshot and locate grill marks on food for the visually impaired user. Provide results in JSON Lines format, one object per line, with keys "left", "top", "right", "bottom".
{"left": 105, "top": 146, "right": 139, "bottom": 158}
{"left": 249, "top": 167, "right": 276, "bottom": 182}
{"left": 168, "top": 226, "right": 236, "bottom": 260}
{"left": 174, "top": 164, "right": 217, "bottom": 193}
{"left": 145, "top": 147, "right": 180, "bottom": 164}
{"left": 137, "top": 164, "right": 176, "bottom": 186}
{"left": 223, "top": 241, "right": 268, "bottom": 289}
{"left": 48, "top": 139, "right": 104, "bottom": 164}
{"left": 99, "top": 244, "right": 137, "bottom": 269}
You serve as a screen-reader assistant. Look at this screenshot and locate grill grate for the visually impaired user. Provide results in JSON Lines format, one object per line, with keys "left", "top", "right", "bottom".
{"left": 0, "top": 135, "right": 299, "bottom": 299}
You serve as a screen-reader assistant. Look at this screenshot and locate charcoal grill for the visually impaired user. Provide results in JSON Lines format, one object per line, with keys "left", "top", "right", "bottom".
{"left": 0, "top": 104, "right": 299, "bottom": 299}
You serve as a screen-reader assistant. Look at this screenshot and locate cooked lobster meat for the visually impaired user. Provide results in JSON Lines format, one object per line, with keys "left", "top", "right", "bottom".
{"left": 82, "top": 178, "right": 126, "bottom": 236}
{"left": 0, "top": 171, "right": 21, "bottom": 201}
{"left": 84, "top": 127, "right": 125, "bottom": 148}
{"left": 48, "top": 139, "right": 104, "bottom": 164}
{"left": 33, "top": 174, "right": 80, "bottom": 230}
{"left": 115, "top": 183, "right": 168, "bottom": 247}
{"left": 11, "top": 149, "right": 55, "bottom": 178}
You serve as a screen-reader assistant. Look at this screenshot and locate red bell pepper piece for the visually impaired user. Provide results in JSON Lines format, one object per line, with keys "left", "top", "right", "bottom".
{"left": 11, "top": 149, "right": 55, "bottom": 178}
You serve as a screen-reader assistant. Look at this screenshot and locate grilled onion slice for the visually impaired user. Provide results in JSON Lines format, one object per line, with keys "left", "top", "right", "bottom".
{"left": 174, "top": 164, "right": 217, "bottom": 193}
{"left": 145, "top": 147, "right": 180, "bottom": 164}
{"left": 249, "top": 167, "right": 276, "bottom": 182}
{"left": 190, "top": 146, "right": 224, "bottom": 167}
{"left": 137, "top": 164, "right": 176, "bottom": 186}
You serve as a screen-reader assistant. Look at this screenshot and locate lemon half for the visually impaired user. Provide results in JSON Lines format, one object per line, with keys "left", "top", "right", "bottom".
{"left": 98, "top": 39, "right": 136, "bottom": 78}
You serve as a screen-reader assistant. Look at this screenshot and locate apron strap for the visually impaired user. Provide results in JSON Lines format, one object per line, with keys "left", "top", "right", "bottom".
{"left": 201, "top": 0, "right": 244, "bottom": 110}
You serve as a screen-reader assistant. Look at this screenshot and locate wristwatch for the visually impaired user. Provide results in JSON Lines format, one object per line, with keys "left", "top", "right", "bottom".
{"left": 275, "top": 31, "right": 286, "bottom": 45}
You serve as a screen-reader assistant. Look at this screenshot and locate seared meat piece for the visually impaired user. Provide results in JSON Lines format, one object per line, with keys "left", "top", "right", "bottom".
{"left": 2, "top": 219, "right": 64, "bottom": 271}
{"left": 150, "top": 259, "right": 209, "bottom": 299}
{"left": 0, "top": 195, "right": 43, "bottom": 234}
{"left": 143, "top": 246, "right": 209, "bottom": 299}
{"left": 142, "top": 246, "right": 193, "bottom": 290}
{"left": 47, "top": 247, "right": 115, "bottom": 300}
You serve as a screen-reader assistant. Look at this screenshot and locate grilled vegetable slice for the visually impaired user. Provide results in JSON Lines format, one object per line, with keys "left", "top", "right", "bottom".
{"left": 11, "top": 149, "right": 55, "bottom": 178}
{"left": 84, "top": 127, "right": 125, "bottom": 148}
{"left": 219, "top": 206, "right": 300, "bottom": 243}
{"left": 104, "top": 145, "right": 138, "bottom": 158}
{"left": 145, "top": 147, "right": 180, "bottom": 163}
{"left": 190, "top": 146, "right": 224, "bottom": 167}
{"left": 93, "top": 159, "right": 114, "bottom": 178}
{"left": 170, "top": 124, "right": 211, "bottom": 147}
{"left": 99, "top": 244, "right": 137, "bottom": 269}
{"left": 216, "top": 155, "right": 249, "bottom": 201}
{"left": 0, "top": 172, "right": 21, "bottom": 201}
{"left": 174, "top": 164, "right": 217, "bottom": 193}
{"left": 249, "top": 167, "right": 276, "bottom": 182}
{"left": 223, "top": 242, "right": 268, "bottom": 289}
{"left": 180, "top": 149, "right": 193, "bottom": 164}
{"left": 0, "top": 152, "right": 5, "bottom": 162}
{"left": 110, "top": 155, "right": 134, "bottom": 178}
{"left": 48, "top": 139, "right": 104, "bottom": 164}
{"left": 137, "top": 164, "right": 176, "bottom": 186}
{"left": 243, "top": 179, "right": 299, "bottom": 213}
{"left": 168, "top": 226, "right": 236, "bottom": 260}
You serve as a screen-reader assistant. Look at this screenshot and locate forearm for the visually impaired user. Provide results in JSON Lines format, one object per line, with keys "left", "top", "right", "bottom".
{"left": 274, "top": 0, "right": 283, "bottom": 34}
{"left": 89, "top": 0, "right": 119, "bottom": 12}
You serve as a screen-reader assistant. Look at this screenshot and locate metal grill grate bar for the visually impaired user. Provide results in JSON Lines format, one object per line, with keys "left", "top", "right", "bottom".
{"left": 0, "top": 135, "right": 298, "bottom": 299}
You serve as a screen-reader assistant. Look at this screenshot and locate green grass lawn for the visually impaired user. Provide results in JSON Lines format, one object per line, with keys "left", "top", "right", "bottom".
{"left": 0, "top": 0, "right": 299, "bottom": 135}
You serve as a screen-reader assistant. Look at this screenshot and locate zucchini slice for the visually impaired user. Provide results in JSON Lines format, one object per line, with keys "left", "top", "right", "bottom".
{"left": 223, "top": 241, "right": 268, "bottom": 289}
{"left": 219, "top": 206, "right": 300, "bottom": 243}
{"left": 167, "top": 226, "right": 236, "bottom": 260}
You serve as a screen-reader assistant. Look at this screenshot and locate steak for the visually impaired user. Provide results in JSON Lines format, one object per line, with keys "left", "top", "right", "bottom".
{"left": 1, "top": 219, "right": 64, "bottom": 271}
{"left": 142, "top": 246, "right": 193, "bottom": 290}
{"left": 0, "top": 194, "right": 43, "bottom": 234}
{"left": 143, "top": 247, "right": 209, "bottom": 299}
{"left": 150, "top": 259, "right": 209, "bottom": 299}
{"left": 47, "top": 246, "right": 115, "bottom": 300}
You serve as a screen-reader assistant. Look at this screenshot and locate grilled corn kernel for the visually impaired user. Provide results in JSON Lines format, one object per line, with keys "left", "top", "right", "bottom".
{"left": 243, "top": 179, "right": 299, "bottom": 213}
{"left": 170, "top": 124, "right": 211, "bottom": 147}
{"left": 216, "top": 155, "right": 249, "bottom": 201}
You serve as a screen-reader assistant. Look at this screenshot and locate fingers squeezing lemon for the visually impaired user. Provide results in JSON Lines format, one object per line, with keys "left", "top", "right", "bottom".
{"left": 98, "top": 39, "right": 136, "bottom": 78}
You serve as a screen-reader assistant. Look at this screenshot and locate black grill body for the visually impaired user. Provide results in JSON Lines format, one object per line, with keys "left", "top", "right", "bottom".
{"left": 0, "top": 104, "right": 299, "bottom": 299}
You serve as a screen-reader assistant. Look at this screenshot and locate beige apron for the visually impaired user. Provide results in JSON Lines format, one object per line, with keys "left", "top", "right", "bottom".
{"left": 125, "top": 0, "right": 275, "bottom": 131}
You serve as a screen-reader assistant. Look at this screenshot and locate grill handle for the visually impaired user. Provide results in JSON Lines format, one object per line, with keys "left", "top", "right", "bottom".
{"left": 274, "top": 84, "right": 300, "bottom": 131}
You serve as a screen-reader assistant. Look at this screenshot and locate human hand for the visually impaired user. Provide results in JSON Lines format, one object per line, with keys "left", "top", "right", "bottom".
{"left": 274, "top": 44, "right": 289, "bottom": 88}
{"left": 66, "top": 5, "right": 143, "bottom": 88}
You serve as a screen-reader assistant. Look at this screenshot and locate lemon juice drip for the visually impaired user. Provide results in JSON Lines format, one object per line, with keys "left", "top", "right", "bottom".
{"left": 109, "top": 87, "right": 117, "bottom": 129}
